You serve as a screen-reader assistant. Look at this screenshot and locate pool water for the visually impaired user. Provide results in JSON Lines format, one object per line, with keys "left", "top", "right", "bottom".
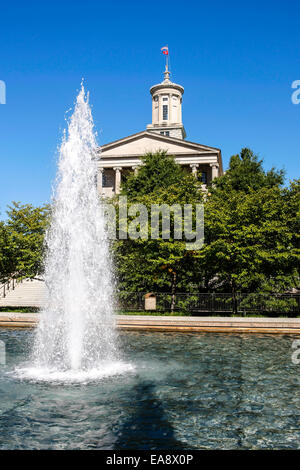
{"left": 0, "top": 328, "right": 299, "bottom": 450}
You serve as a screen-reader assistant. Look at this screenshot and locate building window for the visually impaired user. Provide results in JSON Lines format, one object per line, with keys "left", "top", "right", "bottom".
{"left": 165, "top": 131, "right": 170, "bottom": 136}
{"left": 154, "top": 96, "right": 158, "bottom": 102}
{"left": 102, "top": 170, "right": 114, "bottom": 187}
{"left": 160, "top": 131, "right": 164, "bottom": 135}
{"left": 163, "top": 105, "right": 168, "bottom": 120}
{"left": 163, "top": 97, "right": 168, "bottom": 101}
{"left": 200, "top": 172, "right": 207, "bottom": 184}
{"left": 102, "top": 172, "right": 108, "bottom": 187}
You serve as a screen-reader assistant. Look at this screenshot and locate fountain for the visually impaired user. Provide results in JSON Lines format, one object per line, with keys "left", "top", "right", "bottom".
{"left": 0, "top": 84, "right": 298, "bottom": 450}
{"left": 17, "top": 84, "right": 132, "bottom": 382}
{"left": 0, "top": 86, "right": 299, "bottom": 447}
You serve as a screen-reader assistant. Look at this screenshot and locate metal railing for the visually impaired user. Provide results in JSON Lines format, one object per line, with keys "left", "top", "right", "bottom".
{"left": 0, "top": 275, "right": 23, "bottom": 299}
{"left": 117, "top": 292, "right": 300, "bottom": 316}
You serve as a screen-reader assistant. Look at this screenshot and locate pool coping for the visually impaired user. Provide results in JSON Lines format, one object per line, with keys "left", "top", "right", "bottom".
{"left": 1, "top": 313, "right": 300, "bottom": 334}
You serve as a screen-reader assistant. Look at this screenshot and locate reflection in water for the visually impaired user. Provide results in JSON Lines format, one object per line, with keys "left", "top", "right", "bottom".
{"left": 115, "top": 381, "right": 187, "bottom": 450}
{"left": 0, "top": 329, "right": 299, "bottom": 449}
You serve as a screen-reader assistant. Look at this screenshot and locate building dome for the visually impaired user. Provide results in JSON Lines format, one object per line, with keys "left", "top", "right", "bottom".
{"left": 150, "top": 67, "right": 184, "bottom": 96}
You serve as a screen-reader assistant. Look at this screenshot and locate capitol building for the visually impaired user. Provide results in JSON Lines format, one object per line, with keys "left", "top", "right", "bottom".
{"left": 97, "top": 66, "right": 223, "bottom": 196}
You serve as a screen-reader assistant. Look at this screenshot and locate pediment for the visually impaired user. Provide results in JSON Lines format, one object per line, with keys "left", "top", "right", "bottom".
{"left": 99, "top": 131, "right": 220, "bottom": 158}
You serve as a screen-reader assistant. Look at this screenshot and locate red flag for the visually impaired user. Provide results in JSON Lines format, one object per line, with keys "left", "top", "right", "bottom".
{"left": 161, "top": 46, "right": 169, "bottom": 55}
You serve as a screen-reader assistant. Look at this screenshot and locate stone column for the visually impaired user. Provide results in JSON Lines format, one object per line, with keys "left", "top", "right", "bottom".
{"left": 210, "top": 163, "right": 219, "bottom": 181}
{"left": 152, "top": 96, "right": 155, "bottom": 124}
{"left": 190, "top": 163, "right": 199, "bottom": 178}
{"left": 158, "top": 94, "right": 162, "bottom": 123}
{"left": 179, "top": 96, "right": 182, "bottom": 123}
{"left": 97, "top": 166, "right": 104, "bottom": 195}
{"left": 113, "top": 167, "right": 122, "bottom": 194}
{"left": 132, "top": 165, "right": 139, "bottom": 176}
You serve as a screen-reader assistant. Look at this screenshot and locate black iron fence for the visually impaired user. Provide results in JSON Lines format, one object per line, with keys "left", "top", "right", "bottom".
{"left": 0, "top": 275, "right": 22, "bottom": 299}
{"left": 117, "top": 292, "right": 300, "bottom": 316}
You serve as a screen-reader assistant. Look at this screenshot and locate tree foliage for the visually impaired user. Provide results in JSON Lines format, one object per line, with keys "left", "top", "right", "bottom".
{"left": 0, "top": 221, "right": 14, "bottom": 282}
{"left": 114, "top": 152, "right": 204, "bottom": 307}
{"left": 114, "top": 148, "right": 299, "bottom": 309}
{"left": 0, "top": 148, "right": 298, "bottom": 316}
{"left": 0, "top": 202, "right": 51, "bottom": 280}
{"left": 121, "top": 151, "right": 189, "bottom": 200}
{"left": 214, "top": 147, "right": 285, "bottom": 193}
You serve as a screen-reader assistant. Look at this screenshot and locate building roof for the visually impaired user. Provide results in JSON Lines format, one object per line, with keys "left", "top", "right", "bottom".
{"left": 98, "top": 130, "right": 223, "bottom": 172}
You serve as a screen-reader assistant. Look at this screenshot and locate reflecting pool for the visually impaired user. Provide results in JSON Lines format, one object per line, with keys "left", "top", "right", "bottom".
{"left": 0, "top": 328, "right": 299, "bottom": 449}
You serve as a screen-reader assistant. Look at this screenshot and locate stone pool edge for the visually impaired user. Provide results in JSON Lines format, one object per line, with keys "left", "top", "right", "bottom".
{"left": 1, "top": 313, "right": 300, "bottom": 335}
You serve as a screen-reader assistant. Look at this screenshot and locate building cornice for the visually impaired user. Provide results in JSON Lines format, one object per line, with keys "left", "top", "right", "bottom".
{"left": 99, "top": 130, "right": 221, "bottom": 153}
{"left": 97, "top": 130, "right": 223, "bottom": 175}
{"left": 150, "top": 82, "right": 184, "bottom": 96}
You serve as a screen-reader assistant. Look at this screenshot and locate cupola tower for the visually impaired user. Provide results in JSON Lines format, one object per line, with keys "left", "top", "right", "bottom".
{"left": 147, "top": 65, "right": 186, "bottom": 139}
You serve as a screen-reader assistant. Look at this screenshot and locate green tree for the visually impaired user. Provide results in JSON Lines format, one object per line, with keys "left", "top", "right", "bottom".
{"left": 5, "top": 201, "right": 51, "bottom": 278}
{"left": 121, "top": 150, "right": 189, "bottom": 199}
{"left": 113, "top": 147, "right": 298, "bottom": 314}
{"left": 114, "top": 152, "right": 203, "bottom": 310}
{"left": 199, "top": 149, "right": 298, "bottom": 312}
{"left": 214, "top": 147, "right": 285, "bottom": 193}
{"left": 0, "top": 220, "right": 14, "bottom": 282}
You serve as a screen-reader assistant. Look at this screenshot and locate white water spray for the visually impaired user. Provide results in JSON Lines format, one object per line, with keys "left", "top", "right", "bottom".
{"left": 18, "top": 85, "right": 132, "bottom": 382}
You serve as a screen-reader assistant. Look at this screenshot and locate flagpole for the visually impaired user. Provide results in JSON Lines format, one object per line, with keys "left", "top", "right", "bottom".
{"left": 166, "top": 44, "right": 169, "bottom": 72}
{"left": 161, "top": 46, "right": 170, "bottom": 77}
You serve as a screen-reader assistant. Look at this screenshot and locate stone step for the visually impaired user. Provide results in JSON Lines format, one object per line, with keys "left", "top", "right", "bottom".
{"left": 0, "top": 279, "right": 46, "bottom": 307}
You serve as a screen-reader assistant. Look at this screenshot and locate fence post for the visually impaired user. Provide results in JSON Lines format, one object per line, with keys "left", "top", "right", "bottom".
{"left": 138, "top": 292, "right": 143, "bottom": 310}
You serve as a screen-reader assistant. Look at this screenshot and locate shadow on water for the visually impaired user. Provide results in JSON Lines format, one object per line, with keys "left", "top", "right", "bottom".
{"left": 114, "top": 380, "right": 190, "bottom": 450}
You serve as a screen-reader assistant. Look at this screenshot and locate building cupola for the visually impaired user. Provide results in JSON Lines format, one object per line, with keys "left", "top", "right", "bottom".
{"left": 147, "top": 64, "right": 186, "bottom": 140}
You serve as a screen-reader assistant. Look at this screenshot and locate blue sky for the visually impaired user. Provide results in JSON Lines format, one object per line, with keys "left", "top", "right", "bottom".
{"left": 0, "top": 0, "right": 299, "bottom": 215}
